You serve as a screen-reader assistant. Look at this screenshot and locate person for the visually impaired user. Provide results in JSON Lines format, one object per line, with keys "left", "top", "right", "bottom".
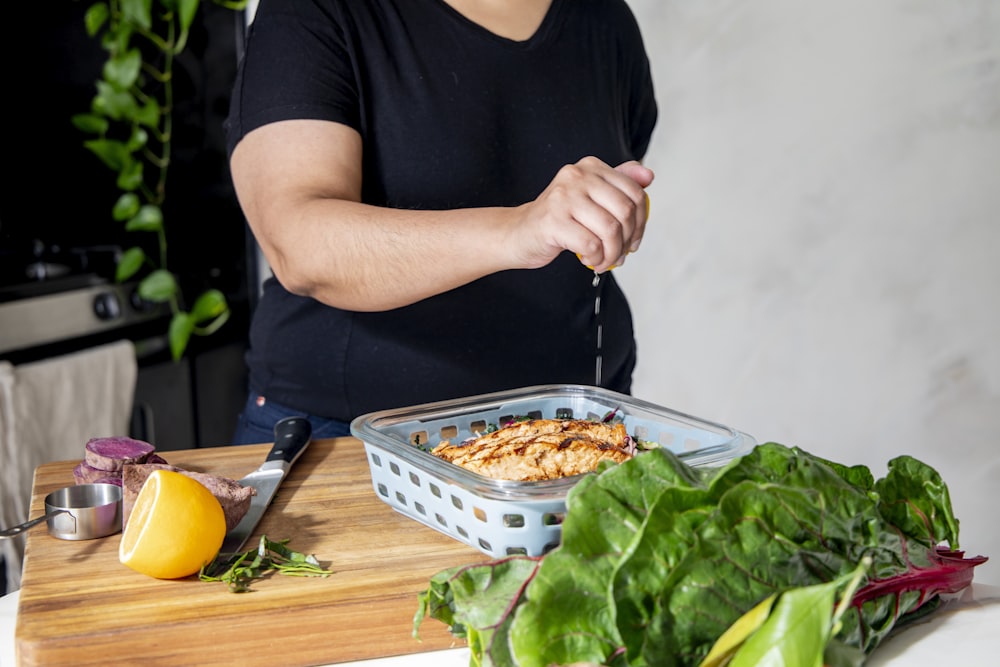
{"left": 225, "top": 0, "right": 658, "bottom": 445}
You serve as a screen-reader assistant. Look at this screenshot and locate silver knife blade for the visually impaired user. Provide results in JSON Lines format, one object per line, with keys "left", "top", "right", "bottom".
{"left": 219, "top": 416, "right": 312, "bottom": 554}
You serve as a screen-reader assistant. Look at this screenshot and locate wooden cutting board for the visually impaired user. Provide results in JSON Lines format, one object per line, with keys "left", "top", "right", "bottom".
{"left": 14, "top": 437, "right": 491, "bottom": 666}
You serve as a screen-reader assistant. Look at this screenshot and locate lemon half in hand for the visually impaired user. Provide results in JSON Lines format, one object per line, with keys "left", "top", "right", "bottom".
{"left": 119, "top": 469, "right": 227, "bottom": 579}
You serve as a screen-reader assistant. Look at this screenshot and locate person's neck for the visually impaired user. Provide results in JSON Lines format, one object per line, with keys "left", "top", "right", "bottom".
{"left": 441, "top": 0, "right": 554, "bottom": 41}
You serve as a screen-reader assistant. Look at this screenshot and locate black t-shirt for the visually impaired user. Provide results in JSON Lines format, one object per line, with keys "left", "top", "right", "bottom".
{"left": 227, "top": 0, "right": 658, "bottom": 421}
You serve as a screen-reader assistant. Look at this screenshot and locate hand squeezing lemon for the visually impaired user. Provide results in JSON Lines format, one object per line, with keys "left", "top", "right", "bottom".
{"left": 578, "top": 191, "right": 650, "bottom": 272}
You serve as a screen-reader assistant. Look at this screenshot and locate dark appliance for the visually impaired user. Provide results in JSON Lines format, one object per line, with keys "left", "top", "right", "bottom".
{"left": 1, "top": 3, "right": 257, "bottom": 597}
{"left": 0, "top": 2, "right": 253, "bottom": 451}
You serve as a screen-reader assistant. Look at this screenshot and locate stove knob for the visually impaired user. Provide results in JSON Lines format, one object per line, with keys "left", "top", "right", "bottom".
{"left": 93, "top": 291, "right": 122, "bottom": 321}
{"left": 129, "top": 287, "right": 155, "bottom": 313}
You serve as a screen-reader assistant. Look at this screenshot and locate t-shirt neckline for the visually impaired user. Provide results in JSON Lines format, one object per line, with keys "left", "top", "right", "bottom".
{"left": 430, "top": 0, "right": 564, "bottom": 48}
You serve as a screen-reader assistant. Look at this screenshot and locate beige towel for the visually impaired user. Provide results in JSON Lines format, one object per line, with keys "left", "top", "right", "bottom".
{"left": 0, "top": 339, "right": 136, "bottom": 593}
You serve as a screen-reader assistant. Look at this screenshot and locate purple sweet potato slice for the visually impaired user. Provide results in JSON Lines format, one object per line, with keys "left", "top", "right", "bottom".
{"left": 84, "top": 436, "right": 156, "bottom": 472}
{"left": 122, "top": 463, "right": 256, "bottom": 532}
{"left": 73, "top": 461, "right": 122, "bottom": 485}
{"left": 74, "top": 450, "right": 167, "bottom": 485}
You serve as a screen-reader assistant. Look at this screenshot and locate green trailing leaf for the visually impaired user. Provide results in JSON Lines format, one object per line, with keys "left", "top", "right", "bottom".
{"left": 83, "top": 138, "right": 129, "bottom": 171}
{"left": 92, "top": 80, "right": 137, "bottom": 121}
{"left": 103, "top": 48, "right": 142, "bottom": 90}
{"left": 125, "top": 205, "right": 164, "bottom": 232}
{"left": 121, "top": 0, "right": 153, "bottom": 31}
{"left": 77, "top": 0, "right": 247, "bottom": 362}
{"left": 117, "top": 158, "right": 144, "bottom": 192}
{"left": 134, "top": 99, "right": 161, "bottom": 129}
{"left": 138, "top": 269, "right": 177, "bottom": 302}
{"left": 177, "top": 0, "right": 201, "bottom": 32}
{"left": 191, "top": 288, "right": 232, "bottom": 338}
{"left": 103, "top": 24, "right": 132, "bottom": 53}
{"left": 174, "top": 0, "right": 201, "bottom": 52}
{"left": 191, "top": 289, "right": 228, "bottom": 323}
{"left": 115, "top": 247, "right": 146, "bottom": 282}
{"left": 126, "top": 126, "right": 149, "bottom": 152}
{"left": 169, "top": 312, "right": 195, "bottom": 361}
{"left": 84, "top": 3, "right": 110, "bottom": 37}
{"left": 113, "top": 193, "right": 142, "bottom": 222}
{"left": 71, "top": 112, "right": 108, "bottom": 135}
{"left": 194, "top": 305, "right": 231, "bottom": 337}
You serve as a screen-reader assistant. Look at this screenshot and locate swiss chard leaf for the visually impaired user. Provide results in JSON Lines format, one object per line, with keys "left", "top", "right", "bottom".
{"left": 414, "top": 556, "right": 541, "bottom": 667}
{"left": 873, "top": 455, "right": 960, "bottom": 548}
{"left": 414, "top": 442, "right": 987, "bottom": 667}
{"left": 510, "top": 451, "right": 714, "bottom": 667}
{"left": 728, "top": 581, "right": 834, "bottom": 667}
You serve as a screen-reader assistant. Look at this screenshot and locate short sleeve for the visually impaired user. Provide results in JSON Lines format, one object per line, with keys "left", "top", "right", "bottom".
{"left": 619, "top": 2, "right": 658, "bottom": 160}
{"left": 225, "top": 0, "right": 360, "bottom": 155}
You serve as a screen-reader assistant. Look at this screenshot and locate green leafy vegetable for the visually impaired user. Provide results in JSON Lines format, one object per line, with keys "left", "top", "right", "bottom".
{"left": 707, "top": 557, "right": 870, "bottom": 667}
{"left": 414, "top": 442, "right": 987, "bottom": 666}
{"left": 200, "top": 536, "right": 332, "bottom": 593}
{"left": 415, "top": 556, "right": 542, "bottom": 665}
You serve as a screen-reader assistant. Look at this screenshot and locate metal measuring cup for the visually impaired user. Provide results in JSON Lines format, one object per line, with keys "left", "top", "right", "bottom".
{"left": 0, "top": 483, "right": 122, "bottom": 540}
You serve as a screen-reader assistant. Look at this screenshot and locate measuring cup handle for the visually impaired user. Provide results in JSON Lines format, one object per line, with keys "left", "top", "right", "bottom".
{"left": 0, "top": 509, "right": 69, "bottom": 538}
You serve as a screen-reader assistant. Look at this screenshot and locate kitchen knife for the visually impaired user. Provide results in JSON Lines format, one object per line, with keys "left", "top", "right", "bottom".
{"left": 218, "top": 416, "right": 313, "bottom": 554}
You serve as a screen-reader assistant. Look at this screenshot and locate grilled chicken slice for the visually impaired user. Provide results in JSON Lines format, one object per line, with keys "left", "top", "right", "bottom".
{"left": 431, "top": 418, "right": 633, "bottom": 482}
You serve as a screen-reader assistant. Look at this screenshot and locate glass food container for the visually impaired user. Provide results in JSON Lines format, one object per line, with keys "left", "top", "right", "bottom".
{"left": 350, "top": 384, "right": 756, "bottom": 557}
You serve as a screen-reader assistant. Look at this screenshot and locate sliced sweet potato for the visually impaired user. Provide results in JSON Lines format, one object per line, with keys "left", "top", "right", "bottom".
{"left": 73, "top": 461, "right": 117, "bottom": 485}
{"left": 84, "top": 436, "right": 156, "bottom": 472}
{"left": 122, "top": 463, "right": 255, "bottom": 532}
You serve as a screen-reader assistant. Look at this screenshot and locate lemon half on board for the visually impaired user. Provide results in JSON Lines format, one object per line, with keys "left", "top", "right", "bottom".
{"left": 119, "top": 469, "right": 227, "bottom": 579}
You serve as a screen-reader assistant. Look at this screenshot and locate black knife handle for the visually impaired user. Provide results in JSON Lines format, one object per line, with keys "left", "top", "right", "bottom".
{"left": 267, "top": 416, "right": 312, "bottom": 465}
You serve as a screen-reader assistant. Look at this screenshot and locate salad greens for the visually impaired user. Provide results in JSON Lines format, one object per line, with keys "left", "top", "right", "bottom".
{"left": 700, "top": 557, "right": 870, "bottom": 667}
{"left": 414, "top": 442, "right": 986, "bottom": 666}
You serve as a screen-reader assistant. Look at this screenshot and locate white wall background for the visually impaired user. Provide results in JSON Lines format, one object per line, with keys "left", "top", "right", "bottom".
{"left": 619, "top": 0, "right": 1000, "bottom": 586}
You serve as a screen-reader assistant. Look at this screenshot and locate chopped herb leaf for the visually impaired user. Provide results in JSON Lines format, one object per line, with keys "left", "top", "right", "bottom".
{"left": 200, "top": 535, "right": 332, "bottom": 593}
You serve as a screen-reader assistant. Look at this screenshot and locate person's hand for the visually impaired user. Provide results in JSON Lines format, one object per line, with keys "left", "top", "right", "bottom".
{"left": 513, "top": 156, "right": 654, "bottom": 274}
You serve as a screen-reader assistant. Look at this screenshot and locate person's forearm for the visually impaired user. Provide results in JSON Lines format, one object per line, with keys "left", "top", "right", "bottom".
{"left": 231, "top": 121, "right": 651, "bottom": 311}
{"left": 257, "top": 197, "right": 522, "bottom": 312}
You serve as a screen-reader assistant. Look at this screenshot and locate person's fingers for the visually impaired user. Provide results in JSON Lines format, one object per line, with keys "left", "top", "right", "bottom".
{"left": 584, "top": 164, "right": 653, "bottom": 270}
{"left": 628, "top": 192, "right": 651, "bottom": 255}
{"left": 567, "top": 199, "right": 624, "bottom": 271}
{"left": 580, "top": 183, "right": 637, "bottom": 269}
{"left": 522, "top": 158, "right": 654, "bottom": 273}
{"left": 614, "top": 160, "right": 655, "bottom": 189}
{"left": 611, "top": 161, "right": 653, "bottom": 256}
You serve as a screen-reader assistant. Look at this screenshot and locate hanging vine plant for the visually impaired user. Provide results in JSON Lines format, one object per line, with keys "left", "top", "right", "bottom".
{"left": 71, "top": 0, "right": 245, "bottom": 361}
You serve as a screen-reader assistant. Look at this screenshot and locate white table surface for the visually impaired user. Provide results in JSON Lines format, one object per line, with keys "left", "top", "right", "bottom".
{"left": 3, "top": 583, "right": 999, "bottom": 666}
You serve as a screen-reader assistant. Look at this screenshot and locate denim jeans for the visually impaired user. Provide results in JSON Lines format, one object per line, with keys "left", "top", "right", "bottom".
{"left": 230, "top": 391, "right": 352, "bottom": 445}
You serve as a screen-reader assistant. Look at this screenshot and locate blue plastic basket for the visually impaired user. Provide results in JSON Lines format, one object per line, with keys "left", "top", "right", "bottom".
{"left": 350, "top": 384, "right": 755, "bottom": 557}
